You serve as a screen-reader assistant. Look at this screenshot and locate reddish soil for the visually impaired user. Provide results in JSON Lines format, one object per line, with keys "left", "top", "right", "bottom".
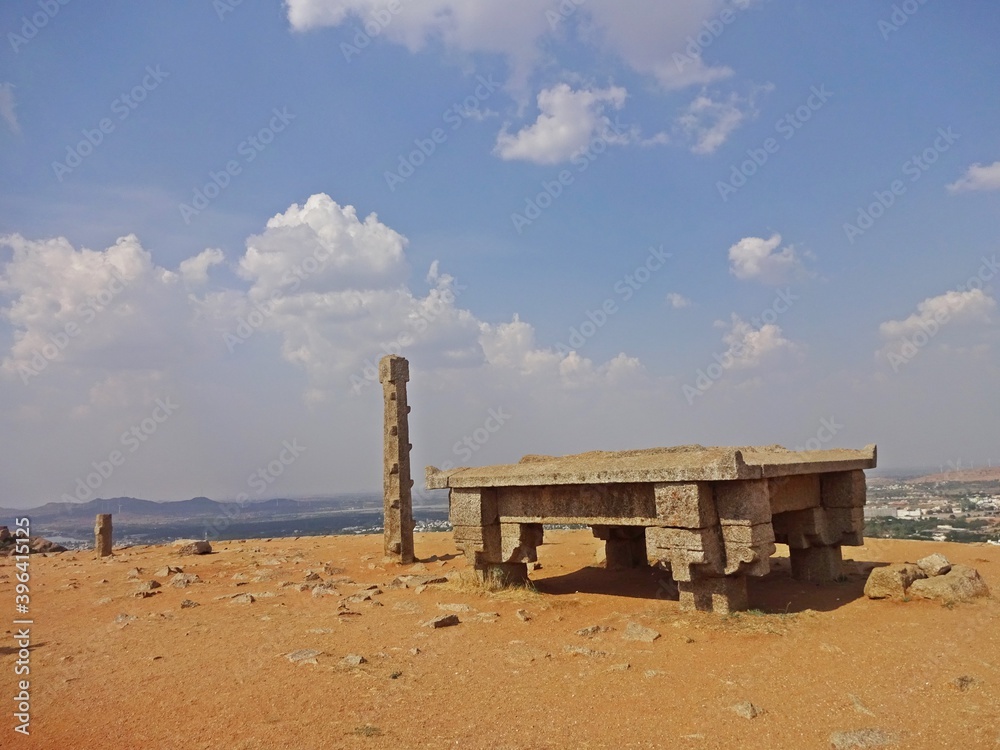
{"left": 1, "top": 531, "right": 998, "bottom": 749}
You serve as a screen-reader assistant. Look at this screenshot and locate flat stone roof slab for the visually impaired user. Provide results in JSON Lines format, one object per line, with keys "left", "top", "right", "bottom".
{"left": 426, "top": 444, "right": 877, "bottom": 489}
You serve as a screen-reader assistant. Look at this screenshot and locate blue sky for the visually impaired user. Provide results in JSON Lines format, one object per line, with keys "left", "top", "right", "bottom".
{"left": 1, "top": 0, "right": 998, "bottom": 507}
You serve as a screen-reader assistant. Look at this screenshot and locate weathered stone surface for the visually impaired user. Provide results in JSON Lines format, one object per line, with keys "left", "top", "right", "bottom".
{"left": 730, "top": 701, "right": 763, "bottom": 719}
{"left": 622, "top": 622, "right": 660, "bottom": 642}
{"left": 501, "top": 522, "right": 543, "bottom": 563}
{"left": 428, "top": 444, "right": 877, "bottom": 488}
{"left": 177, "top": 541, "right": 212, "bottom": 555}
{"left": 907, "top": 565, "right": 989, "bottom": 603}
{"left": 229, "top": 593, "right": 255, "bottom": 604}
{"left": 449, "top": 487, "right": 499, "bottom": 527}
{"left": 790, "top": 545, "right": 843, "bottom": 583}
{"left": 496, "top": 484, "right": 656, "bottom": 525}
{"left": 864, "top": 564, "right": 925, "bottom": 599}
{"left": 95, "top": 513, "right": 113, "bottom": 557}
{"left": 829, "top": 728, "right": 898, "bottom": 749}
{"left": 653, "top": 482, "right": 717, "bottom": 528}
{"left": 768, "top": 474, "right": 820, "bottom": 514}
{"left": 341, "top": 653, "right": 367, "bottom": 666}
{"left": 820, "top": 470, "right": 867, "bottom": 508}
{"left": 180, "top": 599, "right": 199, "bottom": 608}
{"left": 715, "top": 480, "right": 771, "bottom": 525}
{"left": 678, "top": 574, "right": 748, "bottom": 614}
{"left": 646, "top": 525, "right": 725, "bottom": 581}
{"left": 170, "top": 573, "right": 201, "bottom": 588}
{"left": 720, "top": 522, "right": 775, "bottom": 546}
{"left": 916, "top": 553, "right": 952, "bottom": 577}
{"left": 285, "top": 649, "right": 322, "bottom": 665}
{"left": 380, "top": 354, "right": 415, "bottom": 564}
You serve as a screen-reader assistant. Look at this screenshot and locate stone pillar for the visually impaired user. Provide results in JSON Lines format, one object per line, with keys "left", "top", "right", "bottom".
{"left": 592, "top": 526, "right": 647, "bottom": 569}
{"left": 379, "top": 355, "right": 414, "bottom": 564}
{"left": 95, "top": 514, "right": 113, "bottom": 557}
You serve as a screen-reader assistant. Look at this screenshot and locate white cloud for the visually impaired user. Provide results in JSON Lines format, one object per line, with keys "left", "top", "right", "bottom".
{"left": 728, "top": 233, "right": 806, "bottom": 284}
{"left": 0, "top": 83, "right": 21, "bottom": 135}
{"left": 676, "top": 84, "right": 771, "bottom": 155}
{"left": 667, "top": 292, "right": 691, "bottom": 309}
{"left": 947, "top": 161, "right": 1000, "bottom": 193}
{"left": 879, "top": 289, "right": 996, "bottom": 341}
{"left": 179, "top": 248, "right": 225, "bottom": 285}
{"left": 717, "top": 313, "right": 793, "bottom": 369}
{"left": 493, "top": 83, "right": 630, "bottom": 165}
{"left": 0, "top": 233, "right": 225, "bottom": 386}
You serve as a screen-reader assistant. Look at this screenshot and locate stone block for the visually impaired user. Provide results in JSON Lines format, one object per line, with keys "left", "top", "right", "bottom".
{"left": 790, "top": 544, "right": 843, "bottom": 582}
{"left": 916, "top": 553, "right": 952, "bottom": 577}
{"left": 678, "top": 574, "right": 748, "bottom": 614}
{"left": 653, "top": 482, "right": 717, "bottom": 528}
{"left": 647, "top": 526, "right": 725, "bottom": 580}
{"left": 714, "top": 480, "right": 771, "bottom": 525}
{"left": 907, "top": 564, "right": 989, "bottom": 603}
{"left": 496, "top": 483, "right": 656, "bottom": 525}
{"left": 863, "top": 563, "right": 925, "bottom": 599}
{"left": 720, "top": 522, "right": 775, "bottom": 546}
{"left": 820, "top": 470, "right": 867, "bottom": 508}
{"left": 449, "top": 487, "right": 498, "bottom": 527}
{"left": 767, "top": 474, "right": 821, "bottom": 514}
{"left": 451, "top": 523, "right": 501, "bottom": 562}
{"left": 501, "top": 522, "right": 543, "bottom": 563}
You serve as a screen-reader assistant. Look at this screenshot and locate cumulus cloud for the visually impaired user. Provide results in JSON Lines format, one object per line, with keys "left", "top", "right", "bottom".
{"left": 179, "top": 248, "right": 225, "bottom": 285}
{"left": 493, "top": 83, "right": 631, "bottom": 164}
{"left": 0, "top": 83, "right": 21, "bottom": 135}
{"left": 0, "top": 233, "right": 228, "bottom": 389}
{"left": 676, "top": 84, "right": 771, "bottom": 155}
{"left": 879, "top": 289, "right": 996, "bottom": 341}
{"left": 947, "top": 161, "right": 1000, "bottom": 193}
{"left": 716, "top": 313, "right": 794, "bottom": 369}
{"left": 667, "top": 292, "right": 691, "bottom": 309}
{"left": 728, "top": 233, "right": 807, "bottom": 284}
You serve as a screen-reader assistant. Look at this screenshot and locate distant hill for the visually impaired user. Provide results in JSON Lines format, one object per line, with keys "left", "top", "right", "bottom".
{"left": 907, "top": 467, "right": 1000, "bottom": 484}
{"left": 0, "top": 492, "right": 446, "bottom": 529}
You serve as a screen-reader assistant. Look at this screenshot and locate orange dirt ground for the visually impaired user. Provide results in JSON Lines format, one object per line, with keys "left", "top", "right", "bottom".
{"left": 1, "top": 531, "right": 998, "bottom": 749}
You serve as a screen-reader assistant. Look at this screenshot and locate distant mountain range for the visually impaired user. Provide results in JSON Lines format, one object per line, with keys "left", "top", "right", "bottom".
{"left": 0, "top": 492, "right": 447, "bottom": 531}
{"left": 907, "top": 467, "right": 1000, "bottom": 484}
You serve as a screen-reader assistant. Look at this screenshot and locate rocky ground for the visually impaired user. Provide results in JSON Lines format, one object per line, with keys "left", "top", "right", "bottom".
{"left": 1, "top": 531, "right": 997, "bottom": 749}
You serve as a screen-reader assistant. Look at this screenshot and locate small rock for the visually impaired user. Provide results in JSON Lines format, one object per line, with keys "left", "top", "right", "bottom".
{"left": 422, "top": 614, "right": 460, "bottom": 628}
{"left": 177, "top": 541, "right": 212, "bottom": 556}
{"left": 731, "top": 701, "right": 763, "bottom": 719}
{"left": 622, "top": 622, "right": 661, "bottom": 643}
{"left": 125, "top": 568, "right": 142, "bottom": 580}
{"left": 155, "top": 566, "right": 182, "bottom": 578}
{"left": 437, "top": 603, "right": 472, "bottom": 612}
{"left": 94, "top": 597, "right": 113, "bottom": 606}
{"left": 515, "top": 609, "right": 532, "bottom": 622}
{"left": 180, "top": 600, "right": 199, "bottom": 609}
{"left": 576, "top": 625, "right": 612, "bottom": 637}
{"left": 229, "top": 593, "right": 255, "bottom": 604}
{"left": 286, "top": 649, "right": 322, "bottom": 665}
{"left": 907, "top": 564, "right": 989, "bottom": 603}
{"left": 304, "top": 571, "right": 322, "bottom": 582}
{"left": 132, "top": 590, "right": 158, "bottom": 599}
{"left": 312, "top": 586, "right": 339, "bottom": 598}
{"left": 391, "top": 574, "right": 448, "bottom": 587}
{"left": 608, "top": 663, "right": 631, "bottom": 672}
{"left": 829, "top": 728, "right": 898, "bottom": 749}
{"left": 341, "top": 654, "right": 367, "bottom": 666}
{"left": 564, "top": 645, "right": 607, "bottom": 657}
{"left": 863, "top": 563, "right": 926, "bottom": 600}
{"left": 114, "top": 613, "right": 136, "bottom": 626}
{"left": 135, "top": 580, "right": 161, "bottom": 592}
{"left": 643, "top": 669, "right": 666, "bottom": 678}
{"left": 409, "top": 647, "right": 421, "bottom": 655}
{"left": 916, "top": 553, "right": 952, "bottom": 577}
{"left": 473, "top": 612, "right": 499, "bottom": 623}
{"left": 171, "top": 573, "right": 201, "bottom": 588}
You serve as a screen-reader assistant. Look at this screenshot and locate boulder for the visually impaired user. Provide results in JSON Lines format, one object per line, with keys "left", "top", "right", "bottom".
{"left": 176, "top": 541, "right": 212, "bottom": 555}
{"left": 864, "top": 563, "right": 925, "bottom": 599}
{"left": 907, "top": 565, "right": 989, "bottom": 604}
{"left": 916, "top": 553, "right": 951, "bottom": 577}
